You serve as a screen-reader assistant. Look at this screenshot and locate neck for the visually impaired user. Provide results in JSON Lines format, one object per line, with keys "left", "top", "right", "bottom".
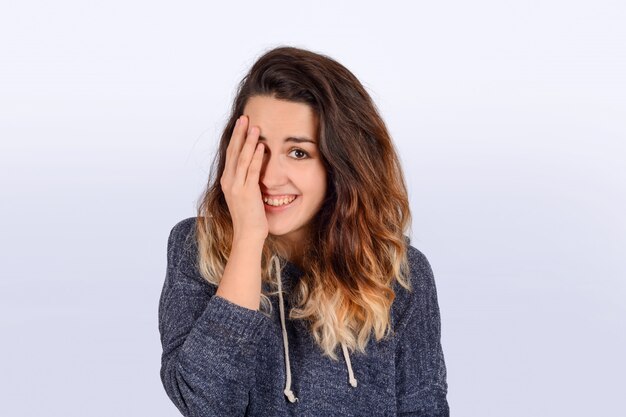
{"left": 274, "top": 240, "right": 305, "bottom": 270}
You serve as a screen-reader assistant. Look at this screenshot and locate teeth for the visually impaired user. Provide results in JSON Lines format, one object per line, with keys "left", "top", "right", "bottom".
{"left": 263, "top": 195, "right": 296, "bottom": 206}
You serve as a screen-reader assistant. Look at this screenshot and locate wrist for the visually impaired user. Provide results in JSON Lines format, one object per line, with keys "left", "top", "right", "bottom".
{"left": 231, "top": 236, "right": 266, "bottom": 251}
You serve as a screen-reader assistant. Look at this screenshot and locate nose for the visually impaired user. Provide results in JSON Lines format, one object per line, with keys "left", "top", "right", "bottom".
{"left": 260, "top": 150, "right": 288, "bottom": 189}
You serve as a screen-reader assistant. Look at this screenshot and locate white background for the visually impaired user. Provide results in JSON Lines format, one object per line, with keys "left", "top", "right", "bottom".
{"left": 1, "top": 1, "right": 624, "bottom": 416}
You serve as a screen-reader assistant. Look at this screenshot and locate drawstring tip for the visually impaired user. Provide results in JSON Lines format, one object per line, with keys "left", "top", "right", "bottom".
{"left": 349, "top": 377, "right": 358, "bottom": 387}
{"left": 284, "top": 389, "right": 299, "bottom": 403}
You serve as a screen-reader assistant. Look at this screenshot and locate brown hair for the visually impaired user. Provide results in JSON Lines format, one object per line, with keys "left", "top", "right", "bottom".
{"left": 195, "top": 45, "right": 412, "bottom": 360}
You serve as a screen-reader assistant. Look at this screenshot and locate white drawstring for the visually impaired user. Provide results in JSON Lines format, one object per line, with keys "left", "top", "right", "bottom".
{"left": 272, "top": 255, "right": 298, "bottom": 403}
{"left": 341, "top": 342, "right": 358, "bottom": 387}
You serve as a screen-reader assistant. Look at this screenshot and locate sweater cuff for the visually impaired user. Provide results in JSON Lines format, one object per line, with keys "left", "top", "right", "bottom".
{"left": 202, "top": 295, "right": 270, "bottom": 342}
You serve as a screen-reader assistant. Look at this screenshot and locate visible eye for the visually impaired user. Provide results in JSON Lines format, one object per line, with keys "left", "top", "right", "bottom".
{"left": 288, "top": 148, "right": 310, "bottom": 160}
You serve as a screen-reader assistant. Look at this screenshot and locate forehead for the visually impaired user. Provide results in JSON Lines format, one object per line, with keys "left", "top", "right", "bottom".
{"left": 243, "top": 96, "right": 318, "bottom": 138}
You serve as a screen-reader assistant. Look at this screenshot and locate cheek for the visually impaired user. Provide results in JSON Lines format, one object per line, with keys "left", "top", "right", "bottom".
{"left": 299, "top": 166, "right": 327, "bottom": 198}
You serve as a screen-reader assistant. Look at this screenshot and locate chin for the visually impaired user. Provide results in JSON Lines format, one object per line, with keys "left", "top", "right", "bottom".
{"left": 268, "top": 224, "right": 306, "bottom": 242}
{"left": 268, "top": 228, "right": 293, "bottom": 237}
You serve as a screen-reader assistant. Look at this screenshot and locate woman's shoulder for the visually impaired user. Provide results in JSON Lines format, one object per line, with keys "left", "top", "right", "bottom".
{"left": 168, "top": 216, "right": 197, "bottom": 253}
{"left": 166, "top": 216, "right": 203, "bottom": 281}
{"left": 391, "top": 236, "right": 440, "bottom": 331}
{"left": 404, "top": 238, "right": 436, "bottom": 289}
{"left": 169, "top": 216, "right": 197, "bottom": 241}
{"left": 396, "top": 235, "right": 436, "bottom": 291}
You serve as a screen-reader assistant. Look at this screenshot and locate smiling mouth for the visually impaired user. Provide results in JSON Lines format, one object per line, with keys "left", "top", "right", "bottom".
{"left": 263, "top": 195, "right": 298, "bottom": 207}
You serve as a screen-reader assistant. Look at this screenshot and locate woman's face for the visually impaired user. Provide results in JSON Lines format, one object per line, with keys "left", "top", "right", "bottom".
{"left": 242, "top": 95, "right": 327, "bottom": 247}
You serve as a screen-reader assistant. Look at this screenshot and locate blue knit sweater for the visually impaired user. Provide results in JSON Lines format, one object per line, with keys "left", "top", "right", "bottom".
{"left": 159, "top": 217, "right": 449, "bottom": 416}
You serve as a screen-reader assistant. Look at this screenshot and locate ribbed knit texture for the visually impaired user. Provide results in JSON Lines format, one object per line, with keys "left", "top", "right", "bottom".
{"left": 159, "top": 217, "right": 450, "bottom": 416}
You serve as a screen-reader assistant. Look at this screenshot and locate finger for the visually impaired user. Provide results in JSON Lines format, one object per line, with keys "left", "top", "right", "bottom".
{"left": 246, "top": 142, "right": 265, "bottom": 186}
{"left": 224, "top": 115, "right": 248, "bottom": 181}
{"left": 234, "top": 125, "right": 260, "bottom": 186}
{"left": 224, "top": 115, "right": 246, "bottom": 177}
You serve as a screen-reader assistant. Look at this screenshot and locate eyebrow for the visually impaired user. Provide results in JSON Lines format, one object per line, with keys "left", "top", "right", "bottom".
{"left": 258, "top": 135, "right": 317, "bottom": 145}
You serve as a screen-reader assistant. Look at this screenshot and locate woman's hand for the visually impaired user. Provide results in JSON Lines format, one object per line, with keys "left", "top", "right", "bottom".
{"left": 220, "top": 115, "right": 268, "bottom": 243}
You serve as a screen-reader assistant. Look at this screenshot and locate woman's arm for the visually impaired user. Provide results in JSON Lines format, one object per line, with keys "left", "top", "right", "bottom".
{"left": 395, "top": 247, "right": 450, "bottom": 417}
{"left": 158, "top": 218, "right": 270, "bottom": 417}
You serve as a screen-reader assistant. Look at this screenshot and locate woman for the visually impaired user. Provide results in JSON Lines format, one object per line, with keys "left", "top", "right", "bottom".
{"left": 158, "top": 46, "right": 449, "bottom": 417}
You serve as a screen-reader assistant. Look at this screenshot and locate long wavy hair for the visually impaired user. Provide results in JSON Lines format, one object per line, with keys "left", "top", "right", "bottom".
{"left": 195, "top": 45, "right": 413, "bottom": 360}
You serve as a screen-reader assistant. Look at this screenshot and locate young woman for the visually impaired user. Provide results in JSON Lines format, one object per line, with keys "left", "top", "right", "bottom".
{"left": 158, "top": 46, "right": 449, "bottom": 417}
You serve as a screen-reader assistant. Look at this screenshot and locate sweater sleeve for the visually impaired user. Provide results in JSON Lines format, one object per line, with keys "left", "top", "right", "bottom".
{"left": 395, "top": 247, "right": 450, "bottom": 417}
{"left": 158, "top": 218, "right": 271, "bottom": 417}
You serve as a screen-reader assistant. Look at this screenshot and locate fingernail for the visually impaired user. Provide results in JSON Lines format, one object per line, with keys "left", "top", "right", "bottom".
{"left": 235, "top": 117, "right": 240, "bottom": 126}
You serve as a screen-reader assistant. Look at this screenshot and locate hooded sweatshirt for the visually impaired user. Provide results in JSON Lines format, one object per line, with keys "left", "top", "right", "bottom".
{"left": 158, "top": 217, "right": 450, "bottom": 417}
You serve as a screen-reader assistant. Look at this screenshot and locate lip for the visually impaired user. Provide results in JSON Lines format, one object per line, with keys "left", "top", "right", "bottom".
{"left": 262, "top": 194, "right": 298, "bottom": 199}
{"left": 263, "top": 195, "right": 299, "bottom": 212}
